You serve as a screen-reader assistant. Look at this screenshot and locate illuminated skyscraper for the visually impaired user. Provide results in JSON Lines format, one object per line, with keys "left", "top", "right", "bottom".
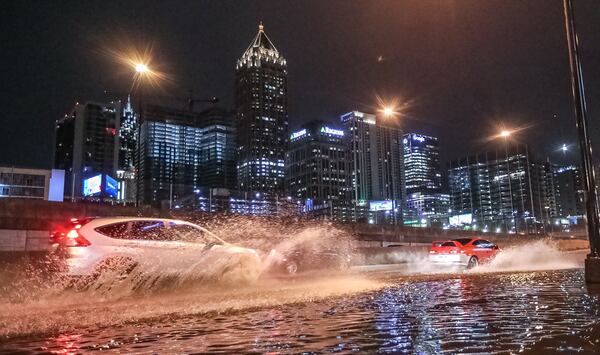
{"left": 448, "top": 144, "right": 548, "bottom": 233}
{"left": 402, "top": 133, "right": 447, "bottom": 226}
{"left": 235, "top": 23, "right": 288, "bottom": 194}
{"left": 341, "top": 111, "right": 403, "bottom": 223}
{"left": 118, "top": 95, "right": 137, "bottom": 171}
{"left": 286, "top": 120, "right": 348, "bottom": 202}
{"left": 137, "top": 105, "right": 237, "bottom": 207}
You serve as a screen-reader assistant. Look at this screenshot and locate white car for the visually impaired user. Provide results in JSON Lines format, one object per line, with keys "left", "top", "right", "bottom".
{"left": 50, "top": 217, "right": 262, "bottom": 284}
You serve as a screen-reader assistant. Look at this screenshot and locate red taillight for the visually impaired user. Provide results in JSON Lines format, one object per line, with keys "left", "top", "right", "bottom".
{"left": 54, "top": 229, "right": 90, "bottom": 247}
{"left": 429, "top": 250, "right": 436, "bottom": 254}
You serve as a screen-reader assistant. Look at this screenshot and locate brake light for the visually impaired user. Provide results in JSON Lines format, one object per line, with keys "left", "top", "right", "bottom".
{"left": 63, "top": 229, "right": 91, "bottom": 247}
{"left": 429, "top": 250, "right": 436, "bottom": 254}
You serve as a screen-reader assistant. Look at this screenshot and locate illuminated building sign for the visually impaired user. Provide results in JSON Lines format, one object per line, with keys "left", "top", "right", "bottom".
{"left": 290, "top": 129, "right": 307, "bottom": 140}
{"left": 412, "top": 134, "right": 426, "bottom": 142}
{"left": 369, "top": 200, "right": 395, "bottom": 211}
{"left": 320, "top": 126, "right": 344, "bottom": 136}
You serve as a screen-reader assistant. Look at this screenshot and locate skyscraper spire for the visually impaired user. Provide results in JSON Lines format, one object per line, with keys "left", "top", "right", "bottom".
{"left": 237, "top": 22, "right": 285, "bottom": 69}
{"left": 235, "top": 24, "right": 288, "bottom": 194}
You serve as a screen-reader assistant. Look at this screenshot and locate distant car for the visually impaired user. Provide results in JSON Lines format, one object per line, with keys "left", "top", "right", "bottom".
{"left": 428, "top": 237, "right": 500, "bottom": 269}
{"left": 50, "top": 217, "right": 261, "bottom": 282}
{"left": 267, "top": 246, "right": 352, "bottom": 275}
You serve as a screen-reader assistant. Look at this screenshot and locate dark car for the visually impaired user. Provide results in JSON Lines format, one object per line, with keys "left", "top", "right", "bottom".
{"left": 268, "top": 246, "right": 353, "bottom": 275}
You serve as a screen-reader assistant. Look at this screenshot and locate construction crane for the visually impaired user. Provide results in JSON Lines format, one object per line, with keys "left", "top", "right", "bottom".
{"left": 103, "top": 90, "right": 218, "bottom": 113}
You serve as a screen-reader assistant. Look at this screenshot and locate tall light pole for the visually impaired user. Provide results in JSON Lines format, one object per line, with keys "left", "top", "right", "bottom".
{"left": 499, "top": 130, "right": 517, "bottom": 234}
{"left": 133, "top": 61, "right": 151, "bottom": 207}
{"left": 381, "top": 105, "right": 401, "bottom": 225}
{"left": 563, "top": 0, "right": 600, "bottom": 282}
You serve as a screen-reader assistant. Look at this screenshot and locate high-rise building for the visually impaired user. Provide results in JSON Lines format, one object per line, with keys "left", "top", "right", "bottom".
{"left": 197, "top": 107, "right": 237, "bottom": 190}
{"left": 553, "top": 165, "right": 585, "bottom": 218}
{"left": 235, "top": 23, "right": 288, "bottom": 195}
{"left": 118, "top": 95, "right": 137, "bottom": 171}
{"left": 402, "top": 133, "right": 446, "bottom": 226}
{"left": 137, "top": 105, "right": 237, "bottom": 207}
{"left": 138, "top": 105, "right": 203, "bottom": 207}
{"left": 286, "top": 120, "right": 348, "bottom": 203}
{"left": 341, "top": 111, "right": 403, "bottom": 223}
{"left": 54, "top": 101, "right": 121, "bottom": 200}
{"left": 448, "top": 144, "right": 548, "bottom": 234}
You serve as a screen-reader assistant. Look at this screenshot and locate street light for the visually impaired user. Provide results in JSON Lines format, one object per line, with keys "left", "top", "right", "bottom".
{"left": 563, "top": 0, "right": 600, "bottom": 282}
{"left": 135, "top": 63, "right": 148, "bottom": 73}
{"left": 499, "top": 130, "right": 511, "bottom": 138}
{"left": 382, "top": 106, "right": 396, "bottom": 117}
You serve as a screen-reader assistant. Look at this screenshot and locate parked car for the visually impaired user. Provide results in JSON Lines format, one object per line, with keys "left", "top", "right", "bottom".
{"left": 428, "top": 237, "right": 500, "bottom": 269}
{"left": 50, "top": 217, "right": 261, "bottom": 283}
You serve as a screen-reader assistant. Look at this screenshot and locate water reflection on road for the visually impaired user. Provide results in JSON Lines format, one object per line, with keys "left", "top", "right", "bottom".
{"left": 1, "top": 268, "right": 599, "bottom": 354}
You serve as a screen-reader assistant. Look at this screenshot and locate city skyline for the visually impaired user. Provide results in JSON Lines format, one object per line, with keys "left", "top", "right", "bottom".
{"left": 1, "top": 1, "right": 600, "bottom": 170}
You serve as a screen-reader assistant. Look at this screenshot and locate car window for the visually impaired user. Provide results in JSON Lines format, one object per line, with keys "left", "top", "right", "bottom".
{"left": 128, "top": 220, "right": 171, "bottom": 241}
{"left": 95, "top": 222, "right": 128, "bottom": 238}
{"left": 167, "top": 223, "right": 212, "bottom": 243}
{"left": 452, "top": 238, "right": 473, "bottom": 245}
{"left": 473, "top": 239, "right": 495, "bottom": 248}
{"left": 434, "top": 241, "right": 456, "bottom": 247}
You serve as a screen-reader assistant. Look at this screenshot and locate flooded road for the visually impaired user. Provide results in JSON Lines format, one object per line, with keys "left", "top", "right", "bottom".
{"left": 2, "top": 265, "right": 599, "bottom": 354}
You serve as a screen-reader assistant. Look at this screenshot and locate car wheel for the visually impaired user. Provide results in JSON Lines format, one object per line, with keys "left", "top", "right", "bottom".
{"left": 466, "top": 256, "right": 479, "bottom": 270}
{"left": 285, "top": 261, "right": 298, "bottom": 275}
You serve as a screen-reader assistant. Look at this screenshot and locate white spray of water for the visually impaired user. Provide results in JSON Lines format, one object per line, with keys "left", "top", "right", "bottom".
{"left": 472, "top": 239, "right": 583, "bottom": 273}
{"left": 361, "top": 239, "right": 585, "bottom": 276}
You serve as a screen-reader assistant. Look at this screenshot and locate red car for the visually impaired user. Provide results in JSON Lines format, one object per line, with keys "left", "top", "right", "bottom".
{"left": 428, "top": 238, "right": 500, "bottom": 269}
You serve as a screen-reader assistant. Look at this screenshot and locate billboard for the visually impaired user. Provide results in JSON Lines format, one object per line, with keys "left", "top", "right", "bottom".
{"left": 449, "top": 213, "right": 473, "bottom": 226}
{"left": 105, "top": 174, "right": 119, "bottom": 198}
{"left": 369, "top": 200, "right": 394, "bottom": 211}
{"left": 82, "top": 174, "right": 102, "bottom": 196}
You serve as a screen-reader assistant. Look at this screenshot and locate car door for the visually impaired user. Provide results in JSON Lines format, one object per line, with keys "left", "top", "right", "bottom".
{"left": 472, "top": 239, "right": 495, "bottom": 262}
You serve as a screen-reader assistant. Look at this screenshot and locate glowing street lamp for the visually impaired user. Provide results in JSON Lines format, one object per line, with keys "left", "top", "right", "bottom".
{"left": 560, "top": 143, "right": 569, "bottom": 153}
{"left": 499, "top": 130, "right": 512, "bottom": 138}
{"left": 135, "top": 63, "right": 149, "bottom": 73}
{"left": 382, "top": 106, "right": 396, "bottom": 117}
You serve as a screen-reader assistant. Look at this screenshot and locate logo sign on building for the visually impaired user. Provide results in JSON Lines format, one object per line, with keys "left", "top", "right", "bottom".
{"left": 290, "top": 129, "right": 307, "bottom": 140}
{"left": 369, "top": 200, "right": 395, "bottom": 211}
{"left": 320, "top": 126, "right": 344, "bottom": 136}
{"left": 412, "top": 134, "right": 426, "bottom": 142}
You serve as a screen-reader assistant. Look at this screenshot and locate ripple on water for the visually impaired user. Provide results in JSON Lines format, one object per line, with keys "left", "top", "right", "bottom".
{"left": 1, "top": 269, "right": 599, "bottom": 354}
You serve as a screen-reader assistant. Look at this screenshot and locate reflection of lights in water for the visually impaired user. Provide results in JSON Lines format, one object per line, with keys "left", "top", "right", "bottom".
{"left": 53, "top": 333, "right": 83, "bottom": 355}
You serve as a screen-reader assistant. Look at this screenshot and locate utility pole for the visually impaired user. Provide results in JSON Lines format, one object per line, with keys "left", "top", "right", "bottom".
{"left": 563, "top": 0, "right": 600, "bottom": 282}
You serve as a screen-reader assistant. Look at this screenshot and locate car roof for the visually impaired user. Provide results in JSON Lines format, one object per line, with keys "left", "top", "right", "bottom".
{"left": 82, "top": 217, "right": 227, "bottom": 244}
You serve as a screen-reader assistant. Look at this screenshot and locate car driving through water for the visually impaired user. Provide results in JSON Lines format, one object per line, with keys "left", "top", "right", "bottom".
{"left": 428, "top": 237, "right": 500, "bottom": 269}
{"left": 50, "top": 217, "right": 262, "bottom": 285}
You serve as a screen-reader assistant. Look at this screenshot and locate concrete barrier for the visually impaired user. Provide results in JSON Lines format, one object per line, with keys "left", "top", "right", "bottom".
{"left": 0, "top": 230, "right": 49, "bottom": 251}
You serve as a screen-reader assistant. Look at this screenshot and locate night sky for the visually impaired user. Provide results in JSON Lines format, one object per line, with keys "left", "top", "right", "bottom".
{"left": 1, "top": 0, "right": 599, "bottom": 169}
